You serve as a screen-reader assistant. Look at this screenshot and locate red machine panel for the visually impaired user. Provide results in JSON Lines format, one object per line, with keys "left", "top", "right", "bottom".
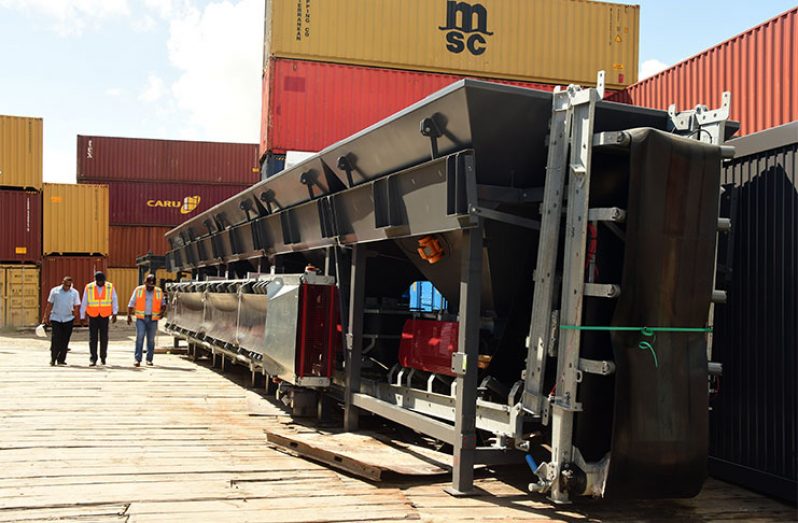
{"left": 399, "top": 319, "right": 459, "bottom": 377}
{"left": 295, "top": 283, "right": 339, "bottom": 378}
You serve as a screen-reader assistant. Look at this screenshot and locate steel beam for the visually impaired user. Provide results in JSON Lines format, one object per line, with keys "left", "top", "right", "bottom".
{"left": 344, "top": 245, "right": 366, "bottom": 431}
{"left": 351, "top": 393, "right": 456, "bottom": 444}
{"left": 446, "top": 223, "right": 483, "bottom": 496}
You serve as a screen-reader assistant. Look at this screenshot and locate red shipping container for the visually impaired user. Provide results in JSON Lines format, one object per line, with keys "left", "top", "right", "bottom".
{"left": 95, "top": 181, "right": 249, "bottom": 227}
{"left": 40, "top": 256, "right": 108, "bottom": 315}
{"left": 609, "top": 7, "right": 798, "bottom": 137}
{"left": 109, "top": 226, "right": 171, "bottom": 267}
{"left": 77, "top": 136, "right": 260, "bottom": 185}
{"left": 260, "top": 58, "right": 565, "bottom": 157}
{"left": 0, "top": 189, "right": 41, "bottom": 263}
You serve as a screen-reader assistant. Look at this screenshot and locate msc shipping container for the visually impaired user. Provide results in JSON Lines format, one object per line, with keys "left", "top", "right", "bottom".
{"left": 264, "top": 0, "right": 639, "bottom": 89}
{"left": 0, "top": 264, "right": 40, "bottom": 327}
{"left": 260, "top": 58, "right": 569, "bottom": 156}
{"left": 712, "top": 122, "right": 797, "bottom": 503}
{"left": 40, "top": 256, "right": 108, "bottom": 317}
{"left": 101, "top": 181, "right": 249, "bottom": 227}
{"left": 77, "top": 135, "right": 260, "bottom": 185}
{"left": 0, "top": 115, "right": 43, "bottom": 190}
{"left": 43, "top": 183, "right": 109, "bottom": 255}
{"left": 109, "top": 226, "right": 171, "bottom": 268}
{"left": 0, "top": 189, "right": 41, "bottom": 263}
{"left": 609, "top": 7, "right": 797, "bottom": 137}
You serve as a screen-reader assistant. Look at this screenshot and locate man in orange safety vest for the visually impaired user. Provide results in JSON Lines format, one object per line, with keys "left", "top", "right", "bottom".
{"left": 127, "top": 273, "right": 166, "bottom": 367}
{"left": 80, "top": 271, "right": 118, "bottom": 366}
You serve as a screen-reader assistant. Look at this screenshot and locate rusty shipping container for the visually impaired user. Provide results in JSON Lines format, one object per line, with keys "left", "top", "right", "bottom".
{"left": 264, "top": 0, "right": 639, "bottom": 89}
{"left": 260, "top": 58, "right": 574, "bottom": 156}
{"left": 0, "top": 189, "right": 41, "bottom": 263}
{"left": 711, "top": 122, "right": 797, "bottom": 503}
{"left": 43, "top": 183, "right": 109, "bottom": 255}
{"left": 77, "top": 135, "right": 260, "bottom": 185}
{"left": 109, "top": 226, "right": 171, "bottom": 268}
{"left": 40, "top": 256, "right": 108, "bottom": 316}
{"left": 0, "top": 115, "right": 43, "bottom": 190}
{"left": 103, "top": 181, "right": 248, "bottom": 227}
{"left": 0, "top": 264, "right": 40, "bottom": 327}
{"left": 609, "top": 7, "right": 797, "bottom": 137}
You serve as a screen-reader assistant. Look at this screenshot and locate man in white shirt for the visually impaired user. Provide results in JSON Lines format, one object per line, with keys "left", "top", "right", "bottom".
{"left": 41, "top": 276, "right": 81, "bottom": 366}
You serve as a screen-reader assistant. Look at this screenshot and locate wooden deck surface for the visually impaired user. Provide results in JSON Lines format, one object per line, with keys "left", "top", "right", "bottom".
{"left": 0, "top": 327, "right": 794, "bottom": 522}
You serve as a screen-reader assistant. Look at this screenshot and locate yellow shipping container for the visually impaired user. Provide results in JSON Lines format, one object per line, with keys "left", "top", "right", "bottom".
{"left": 108, "top": 268, "right": 177, "bottom": 312}
{"left": 0, "top": 115, "right": 43, "bottom": 190}
{"left": 264, "top": 0, "right": 639, "bottom": 88}
{"left": 43, "top": 183, "right": 109, "bottom": 256}
{"left": 0, "top": 264, "right": 40, "bottom": 328}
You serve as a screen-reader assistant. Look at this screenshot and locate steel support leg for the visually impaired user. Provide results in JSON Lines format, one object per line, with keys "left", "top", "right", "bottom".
{"left": 344, "top": 245, "right": 366, "bottom": 432}
{"left": 446, "top": 223, "right": 483, "bottom": 496}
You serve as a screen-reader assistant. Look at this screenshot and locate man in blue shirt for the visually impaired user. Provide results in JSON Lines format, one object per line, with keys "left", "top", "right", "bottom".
{"left": 41, "top": 276, "right": 81, "bottom": 366}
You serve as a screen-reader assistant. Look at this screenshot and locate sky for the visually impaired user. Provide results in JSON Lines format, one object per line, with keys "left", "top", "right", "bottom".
{"left": 0, "top": 0, "right": 795, "bottom": 183}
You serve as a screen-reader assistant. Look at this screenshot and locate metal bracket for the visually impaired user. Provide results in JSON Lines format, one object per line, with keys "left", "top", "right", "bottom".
{"left": 668, "top": 91, "right": 731, "bottom": 145}
{"left": 592, "top": 131, "right": 630, "bottom": 150}
{"left": 587, "top": 207, "right": 626, "bottom": 222}
{"left": 578, "top": 358, "right": 615, "bottom": 376}
{"left": 451, "top": 353, "right": 467, "bottom": 376}
{"left": 584, "top": 283, "right": 621, "bottom": 298}
{"left": 469, "top": 205, "right": 541, "bottom": 230}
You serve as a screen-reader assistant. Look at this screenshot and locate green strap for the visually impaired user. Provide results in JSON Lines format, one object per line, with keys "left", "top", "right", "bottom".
{"left": 559, "top": 325, "right": 713, "bottom": 368}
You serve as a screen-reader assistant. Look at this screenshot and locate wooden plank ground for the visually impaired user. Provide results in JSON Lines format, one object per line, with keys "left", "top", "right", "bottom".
{"left": 0, "top": 326, "right": 794, "bottom": 522}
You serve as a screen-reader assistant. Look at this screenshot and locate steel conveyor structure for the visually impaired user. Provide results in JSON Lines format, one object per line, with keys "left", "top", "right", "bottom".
{"left": 164, "top": 76, "right": 737, "bottom": 502}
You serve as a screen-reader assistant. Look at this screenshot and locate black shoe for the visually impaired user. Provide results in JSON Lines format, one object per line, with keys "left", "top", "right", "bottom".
{"left": 89, "top": 361, "right": 97, "bottom": 367}
{"left": 57, "top": 361, "right": 67, "bottom": 366}
{"left": 101, "top": 360, "right": 106, "bottom": 365}
{"left": 50, "top": 361, "right": 55, "bottom": 367}
{"left": 134, "top": 361, "right": 141, "bottom": 368}
{"left": 146, "top": 361, "right": 153, "bottom": 366}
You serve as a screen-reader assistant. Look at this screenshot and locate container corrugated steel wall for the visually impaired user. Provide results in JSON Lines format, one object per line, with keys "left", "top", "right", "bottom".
{"left": 103, "top": 181, "right": 248, "bottom": 227}
{"left": 711, "top": 122, "right": 797, "bottom": 503}
{"left": 77, "top": 136, "right": 260, "bottom": 185}
{"left": 0, "top": 115, "right": 43, "bottom": 190}
{"left": 265, "top": 0, "right": 639, "bottom": 89}
{"left": 40, "top": 256, "right": 108, "bottom": 316}
{"left": 109, "top": 226, "right": 171, "bottom": 268}
{"left": 43, "top": 183, "right": 109, "bottom": 255}
{"left": 0, "top": 190, "right": 41, "bottom": 263}
{"left": 1, "top": 264, "right": 40, "bottom": 327}
{"left": 261, "top": 58, "right": 564, "bottom": 156}
{"left": 609, "top": 7, "right": 797, "bottom": 137}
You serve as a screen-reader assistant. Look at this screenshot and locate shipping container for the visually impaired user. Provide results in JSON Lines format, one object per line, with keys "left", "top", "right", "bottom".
{"left": 43, "top": 183, "right": 109, "bottom": 255}
{"left": 101, "top": 181, "right": 248, "bottom": 227}
{"left": 0, "top": 264, "right": 40, "bottom": 328}
{"left": 0, "top": 115, "right": 43, "bottom": 190}
{"left": 609, "top": 7, "right": 797, "bottom": 137}
{"left": 108, "top": 268, "right": 177, "bottom": 310}
{"left": 40, "top": 256, "right": 108, "bottom": 316}
{"left": 109, "top": 226, "right": 171, "bottom": 268}
{"left": 0, "top": 189, "right": 41, "bottom": 262}
{"left": 711, "top": 122, "right": 797, "bottom": 503}
{"left": 264, "top": 0, "right": 639, "bottom": 89}
{"left": 260, "top": 58, "right": 574, "bottom": 155}
{"left": 77, "top": 135, "right": 260, "bottom": 185}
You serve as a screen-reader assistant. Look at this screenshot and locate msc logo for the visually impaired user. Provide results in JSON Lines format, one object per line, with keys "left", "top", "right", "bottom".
{"left": 439, "top": 1, "right": 493, "bottom": 56}
{"left": 146, "top": 196, "right": 202, "bottom": 214}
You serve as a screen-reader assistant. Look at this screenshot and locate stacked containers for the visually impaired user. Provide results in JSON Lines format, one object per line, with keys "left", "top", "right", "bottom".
{"left": 0, "top": 115, "right": 43, "bottom": 327}
{"left": 608, "top": 7, "right": 797, "bottom": 137}
{"left": 260, "top": 0, "right": 640, "bottom": 172}
{"left": 76, "top": 135, "right": 260, "bottom": 296}
{"left": 41, "top": 182, "right": 110, "bottom": 315}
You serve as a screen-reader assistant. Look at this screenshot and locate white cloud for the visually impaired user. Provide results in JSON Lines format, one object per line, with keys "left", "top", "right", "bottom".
{"left": 166, "top": 0, "right": 263, "bottom": 142}
{"left": 0, "top": 0, "right": 130, "bottom": 36}
{"left": 139, "top": 73, "right": 166, "bottom": 103}
{"left": 105, "top": 87, "right": 125, "bottom": 97}
{"left": 132, "top": 14, "right": 157, "bottom": 32}
{"left": 640, "top": 59, "right": 668, "bottom": 80}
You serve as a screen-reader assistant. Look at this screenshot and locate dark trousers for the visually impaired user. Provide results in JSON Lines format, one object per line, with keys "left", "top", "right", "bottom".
{"left": 88, "top": 316, "right": 110, "bottom": 363}
{"left": 50, "top": 320, "right": 74, "bottom": 364}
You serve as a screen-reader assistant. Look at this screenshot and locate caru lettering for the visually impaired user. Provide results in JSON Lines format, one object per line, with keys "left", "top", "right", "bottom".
{"left": 146, "top": 195, "right": 201, "bottom": 215}
{"left": 438, "top": 1, "right": 493, "bottom": 56}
